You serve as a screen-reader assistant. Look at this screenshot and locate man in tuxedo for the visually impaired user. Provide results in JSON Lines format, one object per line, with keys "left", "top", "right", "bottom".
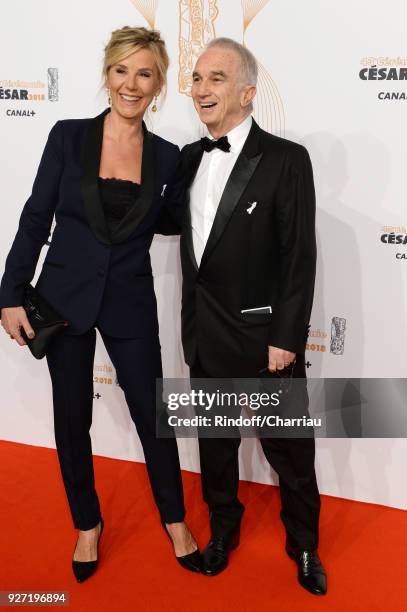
{"left": 179, "top": 38, "right": 326, "bottom": 595}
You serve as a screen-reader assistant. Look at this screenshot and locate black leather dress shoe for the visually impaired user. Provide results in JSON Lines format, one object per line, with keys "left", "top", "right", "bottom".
{"left": 162, "top": 522, "right": 202, "bottom": 573}
{"left": 202, "top": 531, "right": 240, "bottom": 576}
{"left": 72, "top": 519, "right": 104, "bottom": 583}
{"left": 286, "top": 542, "right": 327, "bottom": 595}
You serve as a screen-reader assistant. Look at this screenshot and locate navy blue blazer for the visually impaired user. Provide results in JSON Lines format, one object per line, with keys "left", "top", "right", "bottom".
{"left": 0, "top": 108, "right": 183, "bottom": 337}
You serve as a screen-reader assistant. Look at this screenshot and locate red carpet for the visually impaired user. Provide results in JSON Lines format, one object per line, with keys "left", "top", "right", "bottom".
{"left": 0, "top": 440, "right": 406, "bottom": 611}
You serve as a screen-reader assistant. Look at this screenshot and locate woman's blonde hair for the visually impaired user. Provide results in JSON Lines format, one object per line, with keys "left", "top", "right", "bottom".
{"left": 103, "top": 26, "right": 169, "bottom": 96}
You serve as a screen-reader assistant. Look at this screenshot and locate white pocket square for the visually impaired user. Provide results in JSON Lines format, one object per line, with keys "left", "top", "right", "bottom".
{"left": 246, "top": 201, "right": 257, "bottom": 214}
{"left": 241, "top": 305, "right": 272, "bottom": 314}
{"left": 161, "top": 184, "right": 167, "bottom": 197}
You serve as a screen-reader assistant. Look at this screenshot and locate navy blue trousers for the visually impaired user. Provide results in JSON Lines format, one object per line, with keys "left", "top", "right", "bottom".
{"left": 46, "top": 328, "right": 185, "bottom": 530}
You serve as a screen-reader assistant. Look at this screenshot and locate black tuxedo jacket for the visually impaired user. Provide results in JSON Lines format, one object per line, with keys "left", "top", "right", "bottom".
{"left": 0, "top": 108, "right": 182, "bottom": 337}
{"left": 179, "top": 119, "right": 316, "bottom": 376}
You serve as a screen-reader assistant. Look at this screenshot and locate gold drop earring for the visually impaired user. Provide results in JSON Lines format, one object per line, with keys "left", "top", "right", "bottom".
{"left": 107, "top": 88, "right": 112, "bottom": 106}
{"left": 151, "top": 95, "right": 158, "bottom": 112}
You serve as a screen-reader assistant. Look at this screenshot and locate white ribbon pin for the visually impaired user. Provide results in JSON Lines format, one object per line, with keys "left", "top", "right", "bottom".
{"left": 246, "top": 201, "right": 257, "bottom": 214}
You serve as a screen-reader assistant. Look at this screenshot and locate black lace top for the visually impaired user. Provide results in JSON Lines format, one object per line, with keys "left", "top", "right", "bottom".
{"left": 98, "top": 177, "right": 140, "bottom": 235}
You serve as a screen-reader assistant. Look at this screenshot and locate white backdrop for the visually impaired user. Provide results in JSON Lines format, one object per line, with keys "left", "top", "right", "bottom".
{"left": 1, "top": 0, "right": 406, "bottom": 510}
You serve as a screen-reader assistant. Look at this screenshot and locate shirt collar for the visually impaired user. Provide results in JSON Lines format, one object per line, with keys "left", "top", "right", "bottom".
{"left": 225, "top": 115, "right": 253, "bottom": 153}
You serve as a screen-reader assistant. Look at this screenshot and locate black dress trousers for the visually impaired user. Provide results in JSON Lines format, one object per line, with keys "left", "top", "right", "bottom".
{"left": 46, "top": 328, "right": 185, "bottom": 530}
{"left": 191, "top": 357, "right": 320, "bottom": 550}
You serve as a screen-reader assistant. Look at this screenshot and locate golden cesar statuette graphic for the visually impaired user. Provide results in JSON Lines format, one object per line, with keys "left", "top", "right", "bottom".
{"left": 178, "top": 0, "right": 218, "bottom": 96}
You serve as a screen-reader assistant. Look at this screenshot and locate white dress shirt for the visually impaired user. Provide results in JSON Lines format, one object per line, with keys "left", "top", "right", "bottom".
{"left": 190, "top": 115, "right": 253, "bottom": 266}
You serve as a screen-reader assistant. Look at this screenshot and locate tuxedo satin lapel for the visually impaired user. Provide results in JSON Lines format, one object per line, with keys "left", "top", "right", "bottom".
{"left": 80, "top": 108, "right": 111, "bottom": 245}
{"left": 185, "top": 141, "right": 204, "bottom": 186}
{"left": 200, "top": 121, "right": 263, "bottom": 268}
{"left": 111, "top": 123, "right": 154, "bottom": 244}
{"left": 184, "top": 141, "right": 204, "bottom": 271}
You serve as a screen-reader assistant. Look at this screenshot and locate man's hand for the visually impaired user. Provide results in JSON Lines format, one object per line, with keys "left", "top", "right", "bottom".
{"left": 268, "top": 345, "right": 296, "bottom": 373}
{"left": 1, "top": 306, "right": 35, "bottom": 346}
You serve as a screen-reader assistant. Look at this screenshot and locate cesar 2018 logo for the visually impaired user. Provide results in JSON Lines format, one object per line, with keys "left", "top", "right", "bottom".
{"left": 359, "top": 57, "right": 407, "bottom": 101}
{"left": 0, "top": 68, "right": 59, "bottom": 117}
{"left": 380, "top": 226, "right": 407, "bottom": 261}
{"left": 306, "top": 323, "right": 347, "bottom": 356}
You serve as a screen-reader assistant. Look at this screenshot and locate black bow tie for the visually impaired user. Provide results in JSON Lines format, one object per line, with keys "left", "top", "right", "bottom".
{"left": 200, "top": 135, "right": 231, "bottom": 153}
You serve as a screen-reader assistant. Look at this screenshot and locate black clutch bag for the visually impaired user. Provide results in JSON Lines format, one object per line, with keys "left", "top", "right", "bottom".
{"left": 21, "top": 284, "right": 68, "bottom": 359}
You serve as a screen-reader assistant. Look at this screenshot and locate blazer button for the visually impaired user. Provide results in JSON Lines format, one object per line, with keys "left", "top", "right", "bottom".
{"left": 98, "top": 269, "right": 105, "bottom": 278}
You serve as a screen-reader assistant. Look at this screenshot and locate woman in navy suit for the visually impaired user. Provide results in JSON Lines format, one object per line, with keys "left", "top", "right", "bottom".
{"left": 0, "top": 26, "right": 200, "bottom": 581}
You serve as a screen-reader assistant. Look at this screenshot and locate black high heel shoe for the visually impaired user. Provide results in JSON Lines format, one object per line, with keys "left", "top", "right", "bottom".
{"left": 162, "top": 521, "right": 202, "bottom": 573}
{"left": 72, "top": 518, "right": 104, "bottom": 583}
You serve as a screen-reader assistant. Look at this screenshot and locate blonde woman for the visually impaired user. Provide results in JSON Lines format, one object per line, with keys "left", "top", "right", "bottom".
{"left": 0, "top": 27, "right": 200, "bottom": 582}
